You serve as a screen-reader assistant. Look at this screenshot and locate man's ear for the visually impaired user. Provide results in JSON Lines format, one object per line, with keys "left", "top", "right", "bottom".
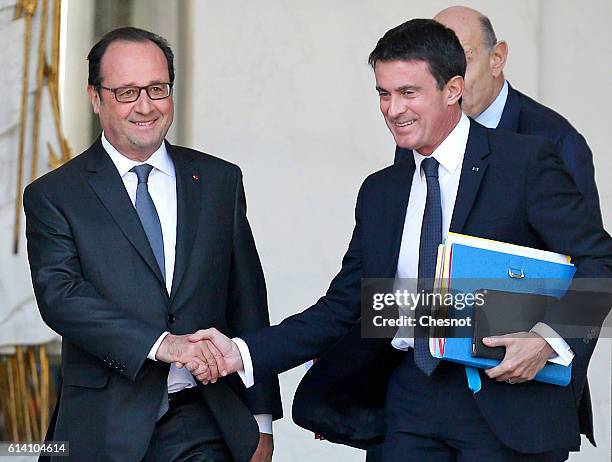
{"left": 490, "top": 40, "right": 508, "bottom": 77}
{"left": 87, "top": 85, "right": 101, "bottom": 114}
{"left": 446, "top": 75, "right": 464, "bottom": 106}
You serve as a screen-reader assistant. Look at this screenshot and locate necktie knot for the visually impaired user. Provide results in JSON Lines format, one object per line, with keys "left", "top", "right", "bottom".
{"left": 421, "top": 157, "right": 439, "bottom": 178}
{"left": 131, "top": 164, "right": 154, "bottom": 184}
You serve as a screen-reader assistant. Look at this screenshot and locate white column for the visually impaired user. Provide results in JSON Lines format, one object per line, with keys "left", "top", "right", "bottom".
{"left": 61, "top": 0, "right": 95, "bottom": 154}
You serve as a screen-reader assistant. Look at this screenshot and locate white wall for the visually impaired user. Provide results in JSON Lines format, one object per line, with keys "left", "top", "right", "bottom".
{"left": 538, "top": 0, "right": 612, "bottom": 226}
{"left": 61, "top": 0, "right": 94, "bottom": 154}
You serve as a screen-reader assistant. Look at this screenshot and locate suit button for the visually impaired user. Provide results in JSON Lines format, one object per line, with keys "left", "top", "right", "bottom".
{"left": 168, "top": 314, "right": 176, "bottom": 323}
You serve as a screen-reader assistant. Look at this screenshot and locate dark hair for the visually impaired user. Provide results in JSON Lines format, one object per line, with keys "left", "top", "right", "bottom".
{"left": 87, "top": 27, "right": 175, "bottom": 87}
{"left": 368, "top": 19, "right": 466, "bottom": 89}
{"left": 479, "top": 14, "right": 498, "bottom": 51}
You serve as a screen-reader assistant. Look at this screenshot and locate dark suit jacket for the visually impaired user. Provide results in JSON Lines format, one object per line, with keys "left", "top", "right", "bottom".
{"left": 24, "top": 139, "right": 282, "bottom": 462}
{"left": 395, "top": 82, "right": 602, "bottom": 225}
{"left": 243, "top": 121, "right": 612, "bottom": 454}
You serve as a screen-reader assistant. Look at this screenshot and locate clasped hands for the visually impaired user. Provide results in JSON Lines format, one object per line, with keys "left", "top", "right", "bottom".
{"left": 156, "top": 332, "right": 272, "bottom": 462}
{"left": 155, "top": 329, "right": 242, "bottom": 384}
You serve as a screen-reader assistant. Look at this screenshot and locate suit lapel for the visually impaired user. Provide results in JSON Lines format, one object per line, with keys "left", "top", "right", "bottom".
{"left": 384, "top": 156, "right": 415, "bottom": 277}
{"left": 449, "top": 120, "right": 491, "bottom": 233}
{"left": 497, "top": 82, "right": 521, "bottom": 132}
{"left": 168, "top": 144, "right": 201, "bottom": 301}
{"left": 85, "top": 140, "right": 166, "bottom": 286}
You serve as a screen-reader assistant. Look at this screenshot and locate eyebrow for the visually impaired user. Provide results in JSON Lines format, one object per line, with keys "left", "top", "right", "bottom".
{"left": 397, "top": 85, "right": 420, "bottom": 92}
{"left": 375, "top": 85, "right": 420, "bottom": 93}
{"left": 108, "top": 79, "right": 168, "bottom": 87}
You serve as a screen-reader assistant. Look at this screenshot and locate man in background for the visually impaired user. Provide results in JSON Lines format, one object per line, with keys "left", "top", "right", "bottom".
{"left": 24, "top": 27, "right": 281, "bottom": 461}
{"left": 395, "top": 6, "right": 602, "bottom": 225}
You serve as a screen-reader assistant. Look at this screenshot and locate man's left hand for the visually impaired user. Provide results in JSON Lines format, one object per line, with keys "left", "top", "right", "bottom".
{"left": 484, "top": 332, "right": 554, "bottom": 384}
{"left": 250, "top": 433, "right": 273, "bottom": 462}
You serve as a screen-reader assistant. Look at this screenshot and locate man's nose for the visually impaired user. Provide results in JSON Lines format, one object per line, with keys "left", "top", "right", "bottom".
{"left": 387, "top": 96, "right": 407, "bottom": 119}
{"left": 133, "top": 89, "right": 154, "bottom": 112}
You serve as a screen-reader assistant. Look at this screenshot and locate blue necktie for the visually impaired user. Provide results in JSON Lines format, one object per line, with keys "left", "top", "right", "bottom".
{"left": 414, "top": 157, "right": 442, "bottom": 375}
{"left": 131, "top": 164, "right": 165, "bottom": 280}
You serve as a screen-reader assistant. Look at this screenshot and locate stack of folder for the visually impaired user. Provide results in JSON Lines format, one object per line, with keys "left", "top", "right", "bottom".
{"left": 429, "top": 232, "right": 575, "bottom": 386}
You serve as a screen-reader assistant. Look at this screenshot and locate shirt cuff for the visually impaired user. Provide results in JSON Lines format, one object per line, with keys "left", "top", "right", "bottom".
{"left": 254, "top": 414, "right": 273, "bottom": 434}
{"left": 232, "top": 337, "right": 255, "bottom": 388}
{"left": 390, "top": 337, "right": 413, "bottom": 351}
{"left": 531, "top": 322, "right": 574, "bottom": 366}
{"left": 148, "top": 331, "right": 170, "bottom": 361}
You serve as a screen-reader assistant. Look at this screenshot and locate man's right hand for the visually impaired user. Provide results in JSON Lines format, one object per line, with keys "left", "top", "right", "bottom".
{"left": 186, "top": 328, "right": 244, "bottom": 382}
{"left": 155, "top": 333, "right": 227, "bottom": 383}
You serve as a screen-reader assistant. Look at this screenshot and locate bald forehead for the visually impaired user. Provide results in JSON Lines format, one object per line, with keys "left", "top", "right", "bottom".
{"left": 434, "top": 5, "right": 482, "bottom": 23}
{"left": 434, "top": 6, "right": 486, "bottom": 47}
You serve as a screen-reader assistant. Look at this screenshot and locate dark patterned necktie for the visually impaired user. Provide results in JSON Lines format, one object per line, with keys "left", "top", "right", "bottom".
{"left": 414, "top": 157, "right": 442, "bottom": 375}
{"left": 131, "top": 164, "right": 165, "bottom": 279}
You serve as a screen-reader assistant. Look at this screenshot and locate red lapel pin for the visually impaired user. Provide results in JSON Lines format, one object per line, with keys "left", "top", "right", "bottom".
{"left": 192, "top": 175, "right": 200, "bottom": 181}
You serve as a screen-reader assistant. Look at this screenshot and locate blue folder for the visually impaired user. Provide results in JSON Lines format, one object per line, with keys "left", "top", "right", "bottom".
{"left": 436, "top": 243, "right": 576, "bottom": 387}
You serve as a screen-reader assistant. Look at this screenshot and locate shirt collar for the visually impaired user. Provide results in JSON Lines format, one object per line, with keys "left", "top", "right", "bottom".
{"left": 474, "top": 80, "right": 509, "bottom": 128}
{"left": 413, "top": 112, "right": 470, "bottom": 177}
{"left": 101, "top": 132, "right": 175, "bottom": 178}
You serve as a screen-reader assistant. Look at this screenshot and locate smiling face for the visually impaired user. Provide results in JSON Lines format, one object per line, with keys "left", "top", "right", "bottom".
{"left": 375, "top": 59, "right": 463, "bottom": 155}
{"left": 87, "top": 40, "right": 174, "bottom": 161}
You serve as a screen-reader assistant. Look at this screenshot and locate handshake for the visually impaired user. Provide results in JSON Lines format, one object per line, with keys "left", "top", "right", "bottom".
{"left": 155, "top": 328, "right": 243, "bottom": 384}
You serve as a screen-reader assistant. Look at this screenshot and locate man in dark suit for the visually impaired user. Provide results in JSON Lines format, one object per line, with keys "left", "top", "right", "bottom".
{"left": 191, "top": 19, "right": 612, "bottom": 461}
{"left": 395, "top": 6, "right": 602, "bottom": 224}
{"left": 24, "top": 27, "right": 281, "bottom": 462}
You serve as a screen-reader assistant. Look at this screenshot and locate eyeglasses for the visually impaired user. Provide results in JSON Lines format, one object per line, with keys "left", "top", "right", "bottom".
{"left": 98, "top": 83, "right": 173, "bottom": 103}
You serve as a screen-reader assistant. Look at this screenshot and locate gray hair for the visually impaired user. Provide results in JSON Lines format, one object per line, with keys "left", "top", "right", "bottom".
{"left": 479, "top": 14, "right": 498, "bottom": 51}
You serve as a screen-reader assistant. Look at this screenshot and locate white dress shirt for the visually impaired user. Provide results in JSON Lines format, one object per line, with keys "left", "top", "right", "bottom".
{"left": 102, "top": 133, "right": 272, "bottom": 432}
{"left": 391, "top": 113, "right": 469, "bottom": 349}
